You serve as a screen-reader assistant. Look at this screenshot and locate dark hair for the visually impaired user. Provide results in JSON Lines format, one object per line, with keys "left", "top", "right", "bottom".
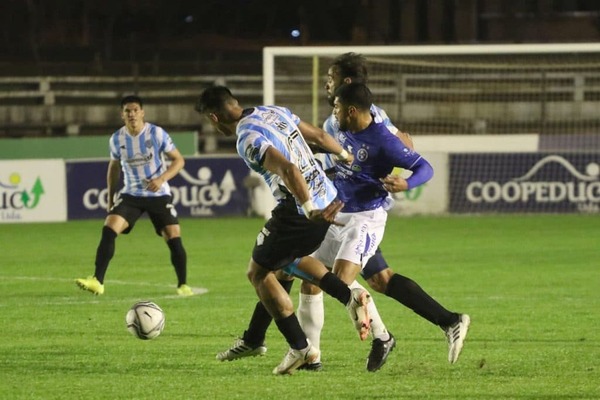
{"left": 120, "top": 95, "right": 143, "bottom": 108}
{"left": 195, "top": 86, "right": 236, "bottom": 114}
{"left": 334, "top": 82, "right": 373, "bottom": 111}
{"left": 331, "top": 52, "right": 368, "bottom": 84}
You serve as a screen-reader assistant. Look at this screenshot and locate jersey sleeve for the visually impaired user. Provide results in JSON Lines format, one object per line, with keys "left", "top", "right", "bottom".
{"left": 383, "top": 133, "right": 422, "bottom": 170}
{"left": 157, "top": 126, "right": 176, "bottom": 153}
{"left": 109, "top": 133, "right": 120, "bottom": 160}
{"left": 237, "top": 130, "right": 272, "bottom": 169}
{"left": 382, "top": 133, "right": 433, "bottom": 188}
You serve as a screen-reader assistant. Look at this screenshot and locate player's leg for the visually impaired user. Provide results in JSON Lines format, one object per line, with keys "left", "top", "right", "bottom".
{"left": 246, "top": 258, "right": 318, "bottom": 375}
{"left": 363, "top": 250, "right": 470, "bottom": 363}
{"left": 163, "top": 224, "right": 191, "bottom": 296}
{"left": 330, "top": 208, "right": 395, "bottom": 371}
{"left": 216, "top": 270, "right": 293, "bottom": 362}
{"left": 76, "top": 194, "right": 138, "bottom": 295}
{"left": 364, "top": 251, "right": 460, "bottom": 327}
{"left": 215, "top": 203, "right": 304, "bottom": 362}
{"left": 297, "top": 279, "right": 324, "bottom": 371}
{"left": 147, "top": 195, "right": 191, "bottom": 296}
{"left": 295, "top": 256, "right": 371, "bottom": 341}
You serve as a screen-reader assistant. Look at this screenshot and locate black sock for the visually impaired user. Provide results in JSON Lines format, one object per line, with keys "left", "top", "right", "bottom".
{"left": 94, "top": 226, "right": 117, "bottom": 283}
{"left": 319, "top": 272, "right": 351, "bottom": 305}
{"left": 274, "top": 314, "right": 308, "bottom": 350}
{"left": 243, "top": 279, "right": 294, "bottom": 346}
{"left": 385, "top": 273, "right": 459, "bottom": 327}
{"left": 167, "top": 237, "right": 187, "bottom": 287}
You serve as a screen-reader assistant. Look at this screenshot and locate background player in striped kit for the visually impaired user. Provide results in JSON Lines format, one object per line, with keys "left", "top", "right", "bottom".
{"left": 75, "top": 95, "right": 193, "bottom": 297}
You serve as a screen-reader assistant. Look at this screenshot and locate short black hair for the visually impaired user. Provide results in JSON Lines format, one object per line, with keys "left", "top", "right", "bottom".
{"left": 334, "top": 82, "right": 373, "bottom": 111}
{"left": 120, "top": 95, "right": 143, "bottom": 108}
{"left": 195, "top": 86, "right": 236, "bottom": 114}
{"left": 331, "top": 52, "right": 368, "bottom": 84}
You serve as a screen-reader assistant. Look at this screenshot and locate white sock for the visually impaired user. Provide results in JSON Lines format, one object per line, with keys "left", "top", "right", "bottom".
{"left": 349, "top": 280, "right": 390, "bottom": 341}
{"left": 298, "top": 291, "right": 324, "bottom": 363}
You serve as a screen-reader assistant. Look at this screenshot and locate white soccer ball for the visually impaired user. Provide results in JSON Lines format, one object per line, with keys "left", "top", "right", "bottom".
{"left": 125, "top": 301, "right": 165, "bottom": 340}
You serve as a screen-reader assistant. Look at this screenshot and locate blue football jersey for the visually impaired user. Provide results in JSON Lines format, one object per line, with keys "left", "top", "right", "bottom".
{"left": 319, "top": 103, "right": 398, "bottom": 171}
{"left": 334, "top": 121, "right": 424, "bottom": 212}
{"left": 109, "top": 122, "right": 175, "bottom": 197}
{"left": 236, "top": 106, "right": 337, "bottom": 216}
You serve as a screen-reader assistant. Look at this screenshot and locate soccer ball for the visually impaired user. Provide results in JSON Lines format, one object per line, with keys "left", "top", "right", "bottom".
{"left": 125, "top": 301, "right": 165, "bottom": 340}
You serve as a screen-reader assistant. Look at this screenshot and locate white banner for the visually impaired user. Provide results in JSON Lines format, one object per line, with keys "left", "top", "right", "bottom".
{"left": 0, "top": 159, "right": 67, "bottom": 223}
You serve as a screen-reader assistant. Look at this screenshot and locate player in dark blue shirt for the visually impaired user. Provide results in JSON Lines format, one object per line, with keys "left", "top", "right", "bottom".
{"left": 292, "top": 54, "right": 471, "bottom": 371}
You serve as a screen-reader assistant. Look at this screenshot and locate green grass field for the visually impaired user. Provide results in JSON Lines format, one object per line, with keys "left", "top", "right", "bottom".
{"left": 0, "top": 214, "right": 598, "bottom": 399}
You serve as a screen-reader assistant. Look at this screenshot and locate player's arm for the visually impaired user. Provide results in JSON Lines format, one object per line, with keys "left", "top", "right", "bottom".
{"left": 297, "top": 121, "right": 353, "bottom": 164}
{"left": 381, "top": 157, "right": 433, "bottom": 192}
{"left": 146, "top": 148, "right": 185, "bottom": 192}
{"left": 380, "top": 137, "right": 433, "bottom": 193}
{"left": 262, "top": 146, "right": 343, "bottom": 223}
{"left": 106, "top": 159, "right": 121, "bottom": 211}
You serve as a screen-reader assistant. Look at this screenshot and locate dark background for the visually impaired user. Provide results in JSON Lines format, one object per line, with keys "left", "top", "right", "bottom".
{"left": 2, "top": 0, "right": 600, "bottom": 75}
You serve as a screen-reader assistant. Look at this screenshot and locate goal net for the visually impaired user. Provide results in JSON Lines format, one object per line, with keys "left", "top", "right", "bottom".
{"left": 262, "top": 44, "right": 600, "bottom": 214}
{"left": 264, "top": 43, "right": 600, "bottom": 137}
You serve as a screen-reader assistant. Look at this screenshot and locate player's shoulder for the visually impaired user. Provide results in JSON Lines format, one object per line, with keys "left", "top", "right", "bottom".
{"left": 252, "top": 104, "right": 289, "bottom": 116}
{"left": 146, "top": 122, "right": 166, "bottom": 134}
{"left": 370, "top": 103, "right": 389, "bottom": 118}
{"left": 371, "top": 120, "right": 394, "bottom": 135}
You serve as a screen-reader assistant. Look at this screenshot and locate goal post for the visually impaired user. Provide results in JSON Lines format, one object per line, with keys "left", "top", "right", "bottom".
{"left": 263, "top": 43, "right": 600, "bottom": 135}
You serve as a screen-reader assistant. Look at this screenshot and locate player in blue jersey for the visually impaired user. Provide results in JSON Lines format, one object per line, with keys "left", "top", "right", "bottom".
{"left": 282, "top": 82, "right": 434, "bottom": 372}
{"left": 293, "top": 54, "right": 470, "bottom": 370}
{"left": 75, "top": 95, "right": 193, "bottom": 297}
{"left": 195, "top": 85, "right": 373, "bottom": 375}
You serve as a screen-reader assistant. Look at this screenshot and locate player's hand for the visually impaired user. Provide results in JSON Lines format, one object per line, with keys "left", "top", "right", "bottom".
{"left": 335, "top": 149, "right": 354, "bottom": 165}
{"left": 308, "top": 199, "right": 345, "bottom": 226}
{"left": 339, "top": 153, "right": 354, "bottom": 165}
{"left": 380, "top": 175, "right": 409, "bottom": 193}
{"left": 146, "top": 177, "right": 165, "bottom": 192}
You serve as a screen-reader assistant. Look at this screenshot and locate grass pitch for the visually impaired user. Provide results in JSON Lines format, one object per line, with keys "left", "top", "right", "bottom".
{"left": 0, "top": 214, "right": 598, "bottom": 399}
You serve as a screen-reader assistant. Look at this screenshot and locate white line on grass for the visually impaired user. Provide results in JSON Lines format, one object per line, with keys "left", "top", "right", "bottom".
{"left": 0, "top": 275, "right": 209, "bottom": 306}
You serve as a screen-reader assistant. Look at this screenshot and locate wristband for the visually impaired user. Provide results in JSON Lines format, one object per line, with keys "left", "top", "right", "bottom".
{"left": 301, "top": 200, "right": 315, "bottom": 217}
{"left": 336, "top": 149, "right": 349, "bottom": 161}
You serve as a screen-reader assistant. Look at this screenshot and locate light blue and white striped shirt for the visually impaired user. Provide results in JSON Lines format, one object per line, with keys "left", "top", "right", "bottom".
{"left": 236, "top": 106, "right": 337, "bottom": 216}
{"left": 109, "top": 122, "right": 175, "bottom": 197}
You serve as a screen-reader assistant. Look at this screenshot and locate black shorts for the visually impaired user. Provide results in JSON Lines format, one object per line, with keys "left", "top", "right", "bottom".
{"left": 110, "top": 193, "right": 179, "bottom": 236}
{"left": 252, "top": 197, "right": 330, "bottom": 271}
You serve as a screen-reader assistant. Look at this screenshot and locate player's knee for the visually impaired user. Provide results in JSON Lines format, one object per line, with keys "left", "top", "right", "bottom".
{"left": 162, "top": 224, "right": 181, "bottom": 240}
{"left": 367, "top": 269, "right": 394, "bottom": 294}
{"left": 275, "top": 269, "right": 294, "bottom": 282}
{"left": 246, "top": 259, "right": 267, "bottom": 287}
{"left": 300, "top": 279, "right": 322, "bottom": 295}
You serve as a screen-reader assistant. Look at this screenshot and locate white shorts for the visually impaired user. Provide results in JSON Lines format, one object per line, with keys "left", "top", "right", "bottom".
{"left": 311, "top": 207, "right": 387, "bottom": 270}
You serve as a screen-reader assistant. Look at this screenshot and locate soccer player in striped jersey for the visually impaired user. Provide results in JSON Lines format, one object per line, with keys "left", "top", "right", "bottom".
{"left": 75, "top": 95, "right": 193, "bottom": 297}
{"left": 195, "top": 86, "right": 372, "bottom": 375}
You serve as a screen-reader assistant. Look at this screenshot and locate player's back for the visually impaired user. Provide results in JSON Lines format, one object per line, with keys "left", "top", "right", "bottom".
{"left": 236, "top": 105, "right": 337, "bottom": 213}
